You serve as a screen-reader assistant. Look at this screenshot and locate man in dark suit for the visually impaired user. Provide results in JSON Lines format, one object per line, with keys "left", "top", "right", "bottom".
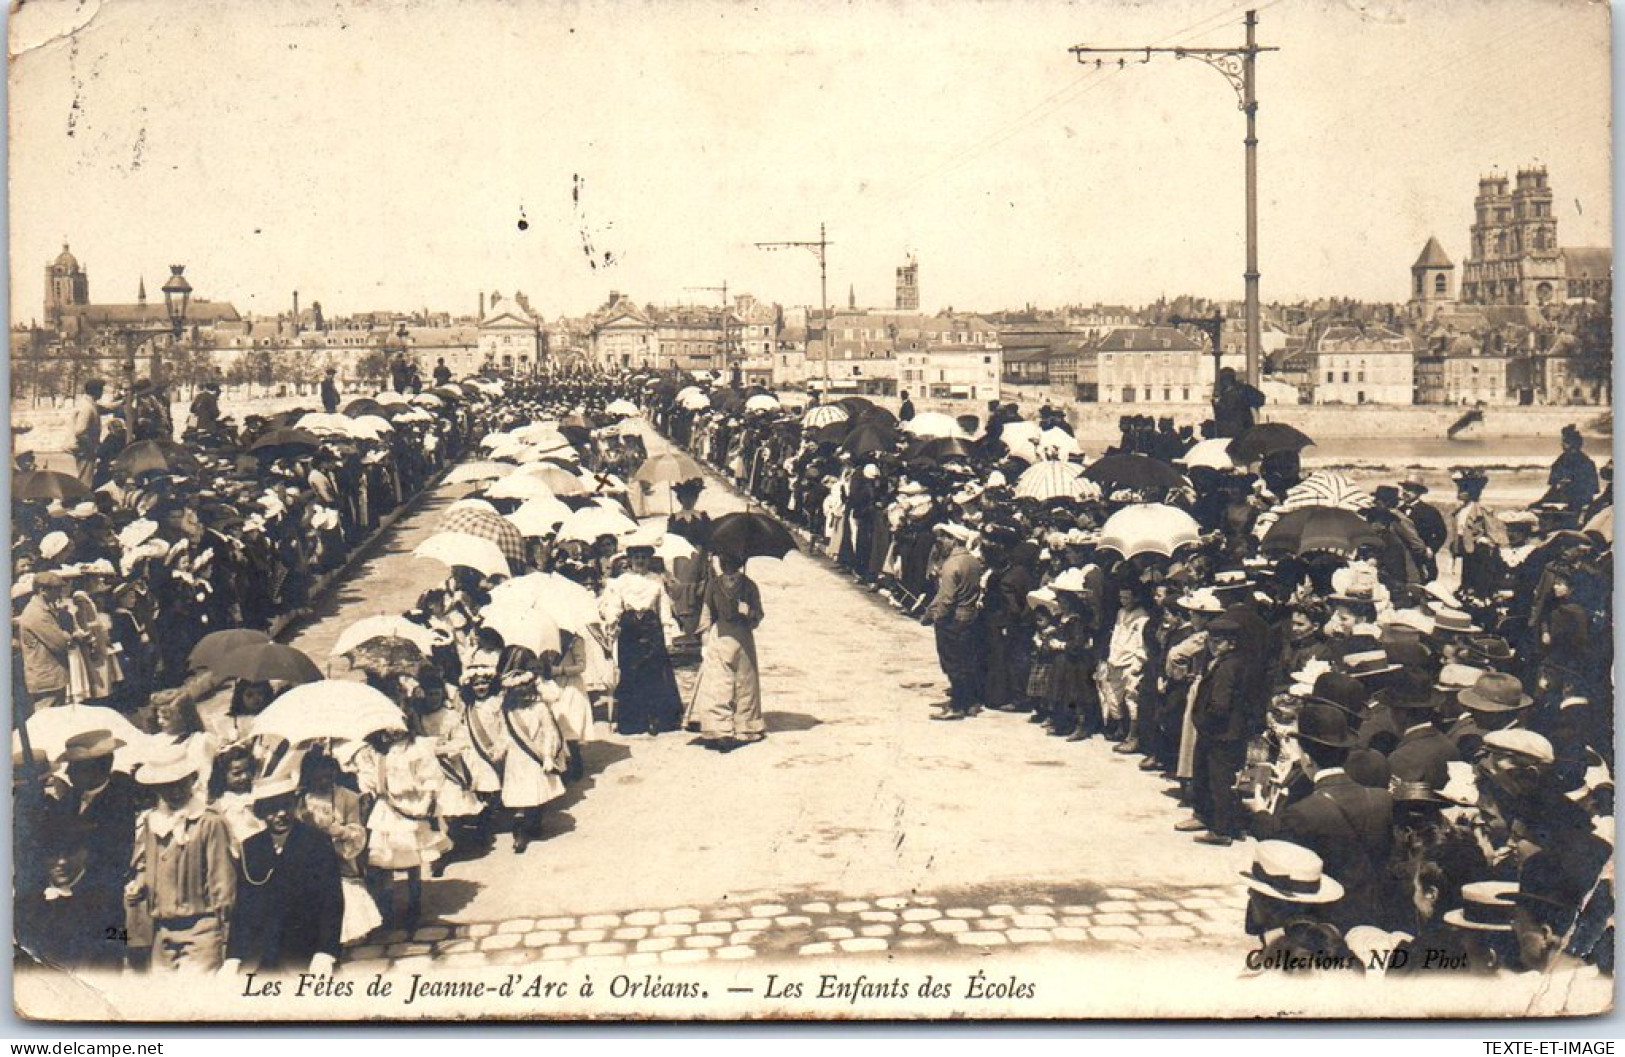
{"left": 1383, "top": 672, "right": 1461, "bottom": 789}
{"left": 44, "top": 731, "right": 140, "bottom": 904}
{"left": 221, "top": 777, "right": 345, "bottom": 976}
{"left": 1183, "top": 614, "right": 1256, "bottom": 846}
{"left": 320, "top": 368, "right": 342, "bottom": 413}
{"left": 16, "top": 821, "right": 128, "bottom": 972}
{"left": 1250, "top": 701, "right": 1396, "bottom": 931}
{"left": 1398, "top": 478, "right": 1449, "bottom": 560}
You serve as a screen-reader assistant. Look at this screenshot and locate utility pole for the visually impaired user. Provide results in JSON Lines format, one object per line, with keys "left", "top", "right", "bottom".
{"left": 1070, "top": 10, "right": 1276, "bottom": 387}
{"left": 755, "top": 223, "right": 831, "bottom": 392}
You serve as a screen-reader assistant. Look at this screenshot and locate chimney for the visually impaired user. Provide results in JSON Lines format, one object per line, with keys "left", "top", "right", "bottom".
{"left": 479, "top": 291, "right": 486, "bottom": 320}
{"left": 292, "top": 291, "right": 300, "bottom": 336}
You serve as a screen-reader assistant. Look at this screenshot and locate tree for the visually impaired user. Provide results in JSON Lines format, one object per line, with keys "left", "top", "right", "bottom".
{"left": 354, "top": 350, "right": 390, "bottom": 388}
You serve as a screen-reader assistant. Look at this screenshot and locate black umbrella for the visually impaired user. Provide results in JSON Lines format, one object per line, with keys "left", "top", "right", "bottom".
{"left": 269, "top": 409, "right": 315, "bottom": 428}
{"left": 837, "top": 396, "right": 877, "bottom": 418}
{"left": 208, "top": 642, "right": 323, "bottom": 684}
{"left": 809, "top": 422, "right": 849, "bottom": 446}
{"left": 1260, "top": 505, "right": 1382, "bottom": 558}
{"left": 344, "top": 398, "right": 385, "bottom": 417}
{"left": 250, "top": 428, "right": 324, "bottom": 460}
{"left": 13, "top": 470, "right": 91, "bottom": 501}
{"left": 906, "top": 436, "right": 977, "bottom": 463}
{"left": 427, "top": 386, "right": 464, "bottom": 403}
{"left": 1226, "top": 423, "right": 1315, "bottom": 466}
{"left": 709, "top": 511, "right": 799, "bottom": 561}
{"left": 1083, "top": 454, "right": 1188, "bottom": 494}
{"left": 710, "top": 389, "right": 744, "bottom": 413}
{"left": 842, "top": 422, "right": 900, "bottom": 457}
{"left": 854, "top": 406, "right": 899, "bottom": 429}
{"left": 189, "top": 628, "right": 273, "bottom": 671}
{"left": 112, "top": 439, "right": 201, "bottom": 478}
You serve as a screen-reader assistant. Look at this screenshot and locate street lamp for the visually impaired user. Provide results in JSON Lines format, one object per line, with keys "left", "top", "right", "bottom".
{"left": 123, "top": 264, "right": 192, "bottom": 433}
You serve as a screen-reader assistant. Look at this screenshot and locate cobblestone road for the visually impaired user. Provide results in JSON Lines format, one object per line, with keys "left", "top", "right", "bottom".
{"left": 279, "top": 422, "right": 1250, "bottom": 973}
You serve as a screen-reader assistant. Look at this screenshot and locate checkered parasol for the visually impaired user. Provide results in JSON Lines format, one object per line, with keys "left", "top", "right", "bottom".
{"left": 438, "top": 507, "right": 528, "bottom": 569}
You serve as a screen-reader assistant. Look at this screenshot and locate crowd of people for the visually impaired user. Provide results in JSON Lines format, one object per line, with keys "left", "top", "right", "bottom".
{"left": 13, "top": 370, "right": 777, "bottom": 977}
{"left": 644, "top": 378, "right": 1614, "bottom": 977}
{"left": 11, "top": 362, "right": 1614, "bottom": 982}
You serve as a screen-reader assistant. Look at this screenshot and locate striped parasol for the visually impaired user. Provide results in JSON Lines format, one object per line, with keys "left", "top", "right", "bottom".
{"left": 1015, "top": 460, "right": 1088, "bottom": 502}
{"left": 802, "top": 404, "right": 850, "bottom": 429}
{"left": 1253, "top": 471, "right": 1374, "bottom": 539}
{"left": 438, "top": 507, "right": 528, "bottom": 569}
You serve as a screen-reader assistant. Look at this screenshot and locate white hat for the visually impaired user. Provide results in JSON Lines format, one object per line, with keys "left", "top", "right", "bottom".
{"left": 118, "top": 518, "right": 159, "bottom": 550}
{"left": 1240, "top": 840, "right": 1344, "bottom": 904}
{"left": 1177, "top": 587, "right": 1226, "bottom": 614}
{"left": 11, "top": 574, "right": 35, "bottom": 601}
{"left": 135, "top": 748, "right": 199, "bottom": 786}
{"left": 1482, "top": 729, "right": 1555, "bottom": 766}
{"left": 935, "top": 523, "right": 976, "bottom": 545}
{"left": 251, "top": 774, "right": 300, "bottom": 805}
{"left": 68, "top": 502, "right": 98, "bottom": 519}
{"left": 1049, "top": 567, "right": 1091, "bottom": 595}
{"left": 40, "top": 532, "right": 70, "bottom": 560}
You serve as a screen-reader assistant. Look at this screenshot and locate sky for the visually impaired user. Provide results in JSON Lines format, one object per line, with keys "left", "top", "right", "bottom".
{"left": 6, "top": 0, "right": 1614, "bottom": 322}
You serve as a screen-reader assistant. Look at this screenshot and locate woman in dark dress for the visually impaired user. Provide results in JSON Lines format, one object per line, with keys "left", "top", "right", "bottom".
{"left": 666, "top": 479, "right": 712, "bottom": 636}
{"left": 599, "top": 545, "right": 685, "bottom": 736}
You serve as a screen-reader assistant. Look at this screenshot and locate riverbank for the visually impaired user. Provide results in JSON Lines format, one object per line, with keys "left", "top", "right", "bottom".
{"left": 919, "top": 393, "right": 1612, "bottom": 446}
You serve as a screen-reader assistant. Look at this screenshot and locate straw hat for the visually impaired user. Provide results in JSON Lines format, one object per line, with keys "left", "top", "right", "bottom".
{"left": 1240, "top": 841, "right": 1344, "bottom": 905}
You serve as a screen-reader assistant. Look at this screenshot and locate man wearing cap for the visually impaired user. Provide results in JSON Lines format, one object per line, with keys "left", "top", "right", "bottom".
{"left": 221, "top": 777, "right": 345, "bottom": 976}
{"left": 1250, "top": 700, "right": 1396, "bottom": 930}
{"left": 925, "top": 523, "right": 985, "bottom": 721}
{"left": 72, "top": 379, "right": 105, "bottom": 486}
{"left": 126, "top": 752, "right": 236, "bottom": 972}
{"left": 17, "top": 571, "right": 78, "bottom": 712}
{"left": 1475, "top": 729, "right": 1596, "bottom": 869}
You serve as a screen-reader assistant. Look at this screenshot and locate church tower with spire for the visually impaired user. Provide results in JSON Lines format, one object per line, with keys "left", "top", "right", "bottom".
{"left": 1409, "top": 236, "right": 1455, "bottom": 319}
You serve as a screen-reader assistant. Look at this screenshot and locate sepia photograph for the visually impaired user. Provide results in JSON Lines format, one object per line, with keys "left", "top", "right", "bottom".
{"left": 5, "top": 0, "right": 1615, "bottom": 1023}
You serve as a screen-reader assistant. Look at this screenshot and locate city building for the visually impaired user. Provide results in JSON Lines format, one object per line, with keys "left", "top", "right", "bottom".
{"left": 1093, "top": 326, "right": 1209, "bottom": 404}
{"left": 1048, "top": 336, "right": 1098, "bottom": 402}
{"left": 1310, "top": 323, "right": 1415, "bottom": 405}
{"left": 897, "top": 346, "right": 1002, "bottom": 403}
{"left": 589, "top": 294, "right": 658, "bottom": 370}
{"left": 478, "top": 292, "right": 546, "bottom": 373}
